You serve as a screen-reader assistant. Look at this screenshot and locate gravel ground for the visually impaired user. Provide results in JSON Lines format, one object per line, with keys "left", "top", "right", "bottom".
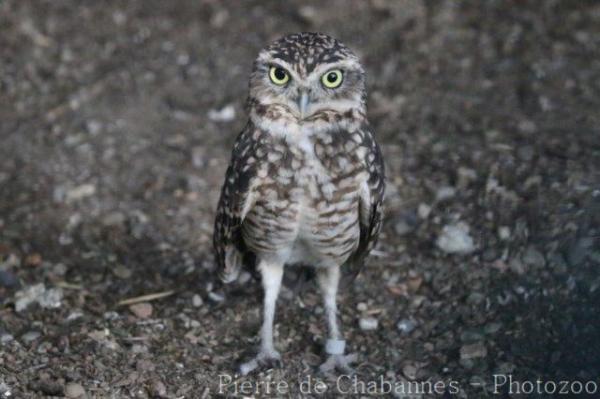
{"left": 1, "top": 1, "right": 599, "bottom": 398}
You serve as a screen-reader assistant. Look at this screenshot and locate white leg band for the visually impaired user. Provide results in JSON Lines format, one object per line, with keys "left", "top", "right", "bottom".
{"left": 325, "top": 339, "right": 346, "bottom": 355}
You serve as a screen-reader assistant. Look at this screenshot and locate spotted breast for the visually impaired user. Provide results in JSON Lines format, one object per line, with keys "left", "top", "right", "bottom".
{"left": 239, "top": 122, "right": 372, "bottom": 270}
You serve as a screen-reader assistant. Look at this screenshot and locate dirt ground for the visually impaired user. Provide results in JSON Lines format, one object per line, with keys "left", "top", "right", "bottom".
{"left": 1, "top": 1, "right": 599, "bottom": 398}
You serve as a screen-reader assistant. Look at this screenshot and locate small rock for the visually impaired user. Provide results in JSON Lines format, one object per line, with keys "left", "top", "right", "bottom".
{"left": 65, "top": 184, "right": 96, "bottom": 202}
{"left": 102, "top": 211, "right": 126, "bottom": 227}
{"left": 466, "top": 292, "right": 486, "bottom": 305}
{"left": 359, "top": 317, "right": 378, "bottom": 331}
{"left": 135, "top": 359, "right": 156, "bottom": 372}
{"left": 25, "top": 253, "right": 43, "bottom": 267}
{"left": 103, "top": 311, "right": 120, "bottom": 320}
{"left": 460, "top": 329, "right": 485, "bottom": 342}
{"left": 208, "top": 104, "right": 235, "bottom": 122}
{"left": 498, "top": 226, "right": 511, "bottom": 241}
{"left": 436, "top": 222, "right": 476, "bottom": 254}
{"left": 508, "top": 257, "right": 526, "bottom": 274}
{"left": 1, "top": 333, "right": 14, "bottom": 344}
{"left": 21, "top": 331, "right": 41, "bottom": 343}
{"left": 210, "top": 9, "right": 229, "bottom": 28}
{"left": 297, "top": 5, "right": 319, "bottom": 24}
{"left": 0, "top": 253, "right": 20, "bottom": 268}
{"left": 208, "top": 292, "right": 225, "bottom": 302}
{"left": 66, "top": 311, "right": 84, "bottom": 322}
{"left": 417, "top": 203, "right": 431, "bottom": 219}
{"left": 113, "top": 265, "right": 132, "bottom": 279}
{"left": 52, "top": 263, "right": 68, "bottom": 276}
{"left": 65, "top": 383, "right": 85, "bottom": 398}
{"left": 435, "top": 186, "right": 456, "bottom": 202}
{"left": 396, "top": 318, "right": 417, "bottom": 334}
{"left": 460, "top": 342, "right": 487, "bottom": 360}
{"left": 14, "top": 283, "right": 63, "bottom": 312}
{"left": 402, "top": 364, "right": 418, "bottom": 380}
{"left": 39, "top": 287, "right": 64, "bottom": 309}
{"left": 129, "top": 303, "right": 153, "bottom": 319}
{"left": 484, "top": 322, "right": 502, "bottom": 334}
{"left": 0, "top": 381, "right": 11, "bottom": 397}
{"left": 192, "top": 294, "right": 203, "bottom": 307}
{"left": 522, "top": 245, "right": 545, "bottom": 268}
{"left": 356, "top": 302, "right": 368, "bottom": 312}
{"left": 150, "top": 380, "right": 167, "bottom": 397}
{"left": 457, "top": 167, "right": 477, "bottom": 188}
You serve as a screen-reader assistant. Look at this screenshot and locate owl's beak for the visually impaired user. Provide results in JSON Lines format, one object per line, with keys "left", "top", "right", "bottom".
{"left": 298, "top": 91, "right": 310, "bottom": 119}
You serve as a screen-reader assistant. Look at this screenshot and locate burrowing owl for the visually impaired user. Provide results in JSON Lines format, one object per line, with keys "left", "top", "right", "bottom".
{"left": 214, "top": 32, "right": 385, "bottom": 375}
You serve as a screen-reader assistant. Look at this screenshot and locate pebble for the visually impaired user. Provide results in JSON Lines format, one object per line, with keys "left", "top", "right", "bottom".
{"left": 356, "top": 302, "right": 368, "bottom": 312}
{"left": 460, "top": 329, "right": 485, "bottom": 342}
{"left": 129, "top": 303, "right": 153, "bottom": 319}
{"left": 192, "top": 294, "right": 204, "bottom": 307}
{"left": 25, "top": 253, "right": 43, "bottom": 267}
{"left": 113, "top": 265, "right": 132, "bottom": 279}
{"left": 484, "top": 322, "right": 503, "bottom": 334}
{"left": 435, "top": 186, "right": 456, "bottom": 202}
{"left": 65, "top": 184, "right": 96, "bottom": 202}
{"left": 66, "top": 311, "right": 84, "bottom": 322}
{"left": 359, "top": 317, "right": 378, "bottom": 331}
{"left": 417, "top": 203, "right": 431, "bottom": 219}
{"left": 457, "top": 167, "right": 477, "bottom": 188}
{"left": 509, "top": 257, "right": 526, "bottom": 274}
{"left": 396, "top": 318, "right": 417, "bottom": 334}
{"left": 208, "top": 292, "right": 225, "bottom": 302}
{"left": 65, "top": 382, "right": 85, "bottom": 398}
{"left": 150, "top": 380, "right": 167, "bottom": 397}
{"left": 522, "top": 245, "right": 545, "bottom": 268}
{"left": 0, "top": 381, "right": 11, "bottom": 397}
{"left": 21, "top": 331, "right": 41, "bottom": 343}
{"left": 52, "top": 263, "right": 68, "bottom": 276}
{"left": 402, "top": 363, "right": 418, "bottom": 380}
{"left": 436, "top": 222, "right": 476, "bottom": 254}
{"left": 460, "top": 342, "right": 487, "bottom": 360}
{"left": 498, "top": 226, "right": 511, "bottom": 240}
{"left": 102, "top": 211, "right": 126, "bottom": 227}
{"left": 208, "top": 104, "right": 235, "bottom": 122}
{"left": 14, "top": 283, "right": 64, "bottom": 312}
{"left": 1, "top": 333, "right": 14, "bottom": 344}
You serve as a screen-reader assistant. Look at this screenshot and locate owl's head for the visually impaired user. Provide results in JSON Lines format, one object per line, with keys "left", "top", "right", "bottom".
{"left": 248, "top": 33, "right": 366, "bottom": 125}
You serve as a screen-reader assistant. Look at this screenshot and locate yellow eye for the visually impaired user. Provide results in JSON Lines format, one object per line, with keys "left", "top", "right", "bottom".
{"left": 269, "top": 66, "right": 290, "bottom": 85}
{"left": 321, "top": 69, "right": 343, "bottom": 88}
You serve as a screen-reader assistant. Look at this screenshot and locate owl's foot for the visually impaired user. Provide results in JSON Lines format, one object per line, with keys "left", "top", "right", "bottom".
{"left": 239, "top": 349, "right": 282, "bottom": 376}
{"left": 319, "top": 353, "right": 358, "bottom": 374}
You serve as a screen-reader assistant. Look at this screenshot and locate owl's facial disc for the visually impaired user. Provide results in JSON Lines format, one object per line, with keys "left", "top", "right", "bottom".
{"left": 259, "top": 60, "right": 361, "bottom": 120}
{"left": 249, "top": 33, "right": 366, "bottom": 125}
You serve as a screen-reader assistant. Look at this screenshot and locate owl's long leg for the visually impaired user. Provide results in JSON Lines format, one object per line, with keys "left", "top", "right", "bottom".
{"left": 317, "top": 265, "right": 357, "bottom": 373}
{"left": 239, "top": 260, "right": 284, "bottom": 375}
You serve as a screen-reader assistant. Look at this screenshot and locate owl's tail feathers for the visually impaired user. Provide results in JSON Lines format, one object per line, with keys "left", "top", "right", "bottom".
{"left": 220, "top": 246, "right": 243, "bottom": 284}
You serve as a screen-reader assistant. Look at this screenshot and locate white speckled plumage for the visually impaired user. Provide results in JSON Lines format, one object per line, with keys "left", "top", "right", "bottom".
{"left": 213, "top": 32, "right": 385, "bottom": 374}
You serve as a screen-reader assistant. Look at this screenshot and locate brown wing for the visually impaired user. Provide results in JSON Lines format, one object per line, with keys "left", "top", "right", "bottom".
{"left": 342, "top": 125, "right": 385, "bottom": 284}
{"left": 213, "top": 123, "right": 260, "bottom": 283}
